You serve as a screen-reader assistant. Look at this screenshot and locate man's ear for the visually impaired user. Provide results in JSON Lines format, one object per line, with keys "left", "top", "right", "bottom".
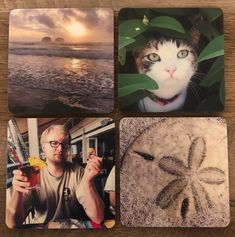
{"left": 42, "top": 144, "right": 45, "bottom": 152}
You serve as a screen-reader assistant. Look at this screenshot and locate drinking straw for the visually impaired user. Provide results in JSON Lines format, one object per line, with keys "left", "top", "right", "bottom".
{"left": 8, "top": 147, "right": 23, "bottom": 168}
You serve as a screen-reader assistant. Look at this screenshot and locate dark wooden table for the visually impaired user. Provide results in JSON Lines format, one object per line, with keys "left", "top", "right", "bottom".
{"left": 0, "top": 0, "right": 235, "bottom": 236}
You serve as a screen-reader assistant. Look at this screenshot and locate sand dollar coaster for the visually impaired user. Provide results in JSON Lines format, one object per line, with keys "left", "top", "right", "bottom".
{"left": 120, "top": 117, "right": 230, "bottom": 227}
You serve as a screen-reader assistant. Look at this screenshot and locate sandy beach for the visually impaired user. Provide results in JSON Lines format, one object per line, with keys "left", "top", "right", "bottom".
{"left": 8, "top": 43, "right": 114, "bottom": 114}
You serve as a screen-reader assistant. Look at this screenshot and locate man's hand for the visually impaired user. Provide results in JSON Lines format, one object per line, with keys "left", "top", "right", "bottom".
{"left": 83, "top": 155, "right": 103, "bottom": 182}
{"left": 12, "top": 169, "right": 31, "bottom": 194}
{"left": 79, "top": 154, "right": 104, "bottom": 224}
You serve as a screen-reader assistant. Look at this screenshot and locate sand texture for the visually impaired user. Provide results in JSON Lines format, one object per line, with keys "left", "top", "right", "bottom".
{"left": 120, "top": 117, "right": 230, "bottom": 227}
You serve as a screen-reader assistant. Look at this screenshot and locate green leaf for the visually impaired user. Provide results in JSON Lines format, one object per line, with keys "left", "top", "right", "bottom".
{"left": 119, "top": 19, "right": 148, "bottom": 38}
{"left": 196, "top": 95, "right": 224, "bottom": 112}
{"left": 198, "top": 23, "right": 220, "bottom": 40}
{"left": 200, "top": 8, "right": 223, "bottom": 23}
{"left": 118, "top": 73, "right": 158, "bottom": 97}
{"left": 220, "top": 78, "right": 225, "bottom": 106}
{"left": 149, "top": 16, "right": 185, "bottom": 34}
{"left": 198, "top": 35, "right": 224, "bottom": 63}
{"left": 119, "top": 36, "right": 136, "bottom": 49}
{"left": 200, "top": 56, "right": 224, "bottom": 87}
{"left": 126, "top": 35, "right": 148, "bottom": 52}
{"left": 119, "top": 90, "right": 150, "bottom": 109}
{"left": 118, "top": 47, "right": 126, "bottom": 65}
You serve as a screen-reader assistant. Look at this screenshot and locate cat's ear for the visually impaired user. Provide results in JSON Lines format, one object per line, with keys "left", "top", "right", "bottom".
{"left": 132, "top": 49, "right": 139, "bottom": 58}
{"left": 190, "top": 27, "right": 200, "bottom": 46}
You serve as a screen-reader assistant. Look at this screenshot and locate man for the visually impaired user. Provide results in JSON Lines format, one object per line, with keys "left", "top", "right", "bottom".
{"left": 6, "top": 125, "right": 104, "bottom": 228}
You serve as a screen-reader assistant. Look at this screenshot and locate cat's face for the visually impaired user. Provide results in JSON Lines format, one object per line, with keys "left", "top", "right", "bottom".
{"left": 135, "top": 39, "right": 197, "bottom": 99}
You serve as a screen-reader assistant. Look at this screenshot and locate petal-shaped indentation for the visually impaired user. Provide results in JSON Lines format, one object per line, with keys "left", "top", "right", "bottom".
{"left": 133, "top": 150, "right": 155, "bottom": 161}
{"left": 159, "top": 156, "right": 188, "bottom": 176}
{"left": 188, "top": 137, "right": 206, "bottom": 171}
{"left": 156, "top": 178, "right": 188, "bottom": 209}
{"left": 197, "top": 182, "right": 213, "bottom": 209}
{"left": 191, "top": 181, "right": 213, "bottom": 212}
{"left": 191, "top": 182, "right": 203, "bottom": 212}
{"left": 181, "top": 198, "right": 189, "bottom": 220}
{"left": 198, "top": 167, "right": 225, "bottom": 184}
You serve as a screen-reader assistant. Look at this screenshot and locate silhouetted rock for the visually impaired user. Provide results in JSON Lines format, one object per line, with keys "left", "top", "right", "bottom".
{"left": 55, "top": 37, "right": 64, "bottom": 43}
{"left": 41, "top": 36, "right": 52, "bottom": 43}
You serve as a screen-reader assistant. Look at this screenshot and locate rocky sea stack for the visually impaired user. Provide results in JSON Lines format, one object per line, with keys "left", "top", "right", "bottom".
{"left": 55, "top": 37, "right": 64, "bottom": 43}
{"left": 41, "top": 36, "right": 52, "bottom": 43}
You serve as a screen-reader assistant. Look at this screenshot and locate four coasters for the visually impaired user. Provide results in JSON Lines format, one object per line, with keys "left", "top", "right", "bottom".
{"left": 120, "top": 117, "right": 229, "bottom": 227}
{"left": 118, "top": 8, "right": 224, "bottom": 112}
{"left": 5, "top": 7, "right": 230, "bottom": 229}
{"left": 8, "top": 8, "right": 114, "bottom": 114}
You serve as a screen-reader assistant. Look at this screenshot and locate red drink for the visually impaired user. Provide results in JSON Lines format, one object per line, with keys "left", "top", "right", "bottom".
{"left": 20, "top": 165, "right": 40, "bottom": 188}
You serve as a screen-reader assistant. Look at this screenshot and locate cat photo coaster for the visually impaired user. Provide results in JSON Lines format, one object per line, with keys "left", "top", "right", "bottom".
{"left": 118, "top": 8, "right": 224, "bottom": 113}
{"left": 120, "top": 117, "right": 230, "bottom": 227}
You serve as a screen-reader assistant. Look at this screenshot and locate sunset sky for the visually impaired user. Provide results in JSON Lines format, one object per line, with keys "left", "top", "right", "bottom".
{"left": 9, "top": 8, "right": 113, "bottom": 43}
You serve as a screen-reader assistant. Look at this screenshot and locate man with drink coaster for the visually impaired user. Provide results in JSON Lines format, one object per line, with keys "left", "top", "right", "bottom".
{"left": 6, "top": 125, "right": 104, "bottom": 228}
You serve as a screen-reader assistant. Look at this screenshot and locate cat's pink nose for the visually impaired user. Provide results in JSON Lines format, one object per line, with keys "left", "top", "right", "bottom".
{"left": 165, "top": 68, "right": 176, "bottom": 77}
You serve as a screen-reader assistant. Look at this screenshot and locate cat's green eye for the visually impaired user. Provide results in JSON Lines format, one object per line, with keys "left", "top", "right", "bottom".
{"left": 147, "top": 53, "right": 161, "bottom": 62}
{"left": 177, "top": 49, "right": 189, "bottom": 59}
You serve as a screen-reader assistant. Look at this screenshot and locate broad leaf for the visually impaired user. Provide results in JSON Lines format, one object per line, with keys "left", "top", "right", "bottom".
{"left": 198, "top": 35, "right": 224, "bottom": 63}
{"left": 118, "top": 47, "right": 126, "bottom": 65}
{"left": 149, "top": 16, "right": 185, "bottom": 34}
{"left": 119, "top": 90, "right": 150, "bottom": 109}
{"left": 200, "top": 56, "right": 224, "bottom": 87}
{"left": 200, "top": 8, "right": 223, "bottom": 23}
{"left": 126, "top": 35, "right": 148, "bottom": 52}
{"left": 119, "top": 36, "right": 136, "bottom": 49}
{"left": 196, "top": 95, "right": 224, "bottom": 112}
{"left": 119, "top": 19, "right": 148, "bottom": 38}
{"left": 119, "top": 73, "right": 158, "bottom": 97}
{"left": 198, "top": 23, "right": 220, "bottom": 41}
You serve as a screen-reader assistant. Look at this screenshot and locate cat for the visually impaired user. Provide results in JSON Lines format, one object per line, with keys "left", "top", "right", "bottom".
{"left": 135, "top": 28, "right": 200, "bottom": 112}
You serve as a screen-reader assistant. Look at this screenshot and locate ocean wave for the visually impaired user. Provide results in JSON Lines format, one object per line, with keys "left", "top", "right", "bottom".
{"left": 9, "top": 48, "right": 113, "bottom": 59}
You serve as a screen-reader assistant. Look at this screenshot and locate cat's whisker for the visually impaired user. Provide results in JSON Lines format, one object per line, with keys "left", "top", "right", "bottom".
{"left": 189, "top": 85, "right": 200, "bottom": 102}
{"left": 189, "top": 82, "right": 201, "bottom": 102}
{"left": 194, "top": 72, "right": 205, "bottom": 77}
{"left": 190, "top": 80, "right": 202, "bottom": 92}
{"left": 194, "top": 73, "right": 204, "bottom": 78}
{"left": 192, "top": 77, "right": 204, "bottom": 83}
{"left": 192, "top": 78, "right": 203, "bottom": 83}
{"left": 193, "top": 76, "right": 204, "bottom": 81}
{"left": 190, "top": 82, "right": 202, "bottom": 96}
{"left": 194, "top": 73, "right": 205, "bottom": 78}
{"left": 195, "top": 71, "right": 205, "bottom": 75}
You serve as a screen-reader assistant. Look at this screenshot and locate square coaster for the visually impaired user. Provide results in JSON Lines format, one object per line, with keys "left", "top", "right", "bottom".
{"left": 120, "top": 117, "right": 229, "bottom": 227}
{"left": 118, "top": 8, "right": 224, "bottom": 112}
{"left": 6, "top": 117, "right": 115, "bottom": 229}
{"left": 8, "top": 8, "right": 114, "bottom": 115}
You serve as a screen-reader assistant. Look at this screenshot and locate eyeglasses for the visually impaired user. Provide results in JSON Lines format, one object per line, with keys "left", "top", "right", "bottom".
{"left": 45, "top": 141, "right": 70, "bottom": 149}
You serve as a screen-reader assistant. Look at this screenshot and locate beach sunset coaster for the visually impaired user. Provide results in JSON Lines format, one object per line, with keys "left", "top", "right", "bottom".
{"left": 118, "top": 8, "right": 224, "bottom": 112}
{"left": 8, "top": 8, "right": 114, "bottom": 115}
{"left": 120, "top": 117, "right": 230, "bottom": 227}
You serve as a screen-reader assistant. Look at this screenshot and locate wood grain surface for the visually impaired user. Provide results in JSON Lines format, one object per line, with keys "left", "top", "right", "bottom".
{"left": 0, "top": 0, "right": 235, "bottom": 236}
